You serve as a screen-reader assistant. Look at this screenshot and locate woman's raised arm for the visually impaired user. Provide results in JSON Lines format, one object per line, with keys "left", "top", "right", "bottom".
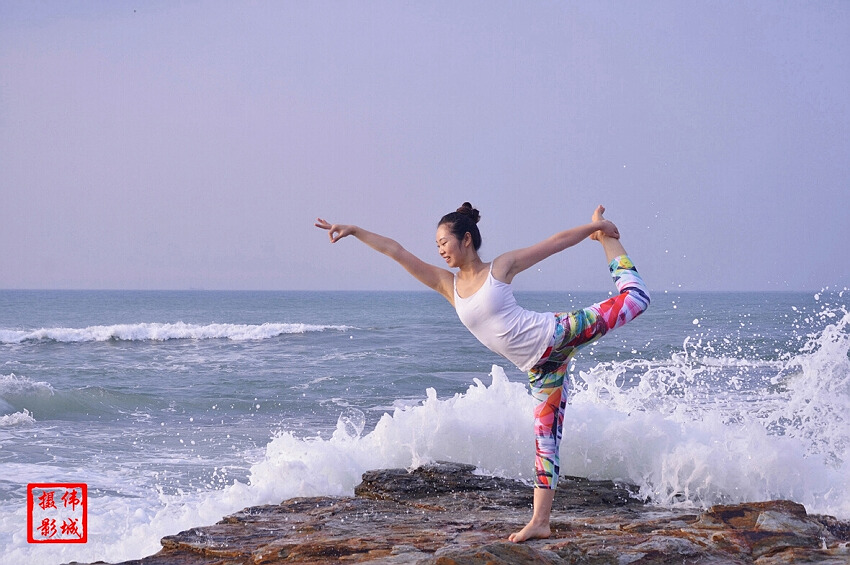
{"left": 315, "top": 218, "right": 455, "bottom": 303}
{"left": 492, "top": 206, "right": 620, "bottom": 284}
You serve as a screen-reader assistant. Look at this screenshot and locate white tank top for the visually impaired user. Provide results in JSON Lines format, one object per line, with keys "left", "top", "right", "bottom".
{"left": 454, "top": 266, "right": 556, "bottom": 372}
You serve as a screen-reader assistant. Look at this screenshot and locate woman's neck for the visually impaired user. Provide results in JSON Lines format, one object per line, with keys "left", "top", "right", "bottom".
{"left": 456, "top": 255, "right": 487, "bottom": 278}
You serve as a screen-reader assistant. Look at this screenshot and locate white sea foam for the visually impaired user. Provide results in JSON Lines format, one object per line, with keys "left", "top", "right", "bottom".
{"left": 0, "top": 373, "right": 55, "bottom": 396}
{"left": 0, "top": 322, "right": 351, "bottom": 344}
{"left": 558, "top": 305, "right": 850, "bottom": 515}
{"left": 0, "top": 409, "right": 35, "bottom": 427}
{"left": 3, "top": 307, "right": 848, "bottom": 565}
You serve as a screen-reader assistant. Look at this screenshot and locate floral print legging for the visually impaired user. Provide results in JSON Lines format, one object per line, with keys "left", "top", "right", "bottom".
{"left": 527, "top": 255, "right": 650, "bottom": 489}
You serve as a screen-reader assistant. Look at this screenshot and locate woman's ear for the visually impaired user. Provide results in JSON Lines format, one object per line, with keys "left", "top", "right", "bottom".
{"left": 463, "top": 232, "right": 473, "bottom": 247}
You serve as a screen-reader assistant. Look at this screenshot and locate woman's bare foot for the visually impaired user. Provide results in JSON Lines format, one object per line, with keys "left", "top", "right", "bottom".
{"left": 508, "top": 519, "right": 551, "bottom": 543}
{"left": 590, "top": 204, "right": 606, "bottom": 241}
{"left": 510, "top": 487, "right": 555, "bottom": 542}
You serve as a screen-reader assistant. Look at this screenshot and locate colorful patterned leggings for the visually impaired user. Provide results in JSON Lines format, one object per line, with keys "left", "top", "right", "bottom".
{"left": 528, "top": 255, "right": 650, "bottom": 489}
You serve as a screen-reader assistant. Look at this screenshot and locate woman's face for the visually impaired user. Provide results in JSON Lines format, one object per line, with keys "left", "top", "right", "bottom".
{"left": 436, "top": 223, "right": 466, "bottom": 267}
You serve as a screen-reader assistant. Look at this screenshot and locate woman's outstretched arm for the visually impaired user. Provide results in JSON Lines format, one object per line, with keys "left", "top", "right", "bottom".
{"left": 492, "top": 205, "right": 620, "bottom": 284}
{"left": 315, "top": 218, "right": 455, "bottom": 302}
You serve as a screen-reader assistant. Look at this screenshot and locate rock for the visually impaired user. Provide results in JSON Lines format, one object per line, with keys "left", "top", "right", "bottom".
{"left": 83, "top": 462, "right": 850, "bottom": 565}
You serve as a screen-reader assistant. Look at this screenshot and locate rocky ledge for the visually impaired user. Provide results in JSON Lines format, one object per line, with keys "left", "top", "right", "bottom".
{"left": 91, "top": 462, "right": 849, "bottom": 564}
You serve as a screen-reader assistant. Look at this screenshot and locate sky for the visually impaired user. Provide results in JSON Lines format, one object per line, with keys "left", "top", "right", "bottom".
{"left": 1, "top": 1, "right": 848, "bottom": 292}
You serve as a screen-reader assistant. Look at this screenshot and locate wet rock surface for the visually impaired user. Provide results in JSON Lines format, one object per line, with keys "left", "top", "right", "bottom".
{"left": 84, "top": 462, "right": 850, "bottom": 565}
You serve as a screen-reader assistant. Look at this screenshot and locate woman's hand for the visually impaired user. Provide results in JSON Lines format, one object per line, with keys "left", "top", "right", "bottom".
{"left": 590, "top": 205, "right": 620, "bottom": 241}
{"left": 315, "top": 218, "right": 356, "bottom": 243}
{"left": 593, "top": 219, "right": 620, "bottom": 240}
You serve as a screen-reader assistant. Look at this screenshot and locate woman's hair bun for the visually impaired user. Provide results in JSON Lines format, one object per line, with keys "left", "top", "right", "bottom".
{"left": 456, "top": 202, "right": 481, "bottom": 224}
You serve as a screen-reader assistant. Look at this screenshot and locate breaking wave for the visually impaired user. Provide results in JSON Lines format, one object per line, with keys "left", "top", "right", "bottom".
{"left": 0, "top": 322, "right": 351, "bottom": 344}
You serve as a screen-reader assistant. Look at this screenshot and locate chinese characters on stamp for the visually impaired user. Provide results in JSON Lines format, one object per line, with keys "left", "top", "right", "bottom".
{"left": 27, "top": 483, "right": 87, "bottom": 543}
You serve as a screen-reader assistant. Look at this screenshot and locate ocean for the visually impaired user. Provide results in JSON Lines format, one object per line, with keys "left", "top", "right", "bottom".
{"left": 1, "top": 288, "right": 848, "bottom": 564}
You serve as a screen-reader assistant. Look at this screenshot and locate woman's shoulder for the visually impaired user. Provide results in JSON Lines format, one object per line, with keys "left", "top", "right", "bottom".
{"left": 490, "top": 254, "right": 516, "bottom": 284}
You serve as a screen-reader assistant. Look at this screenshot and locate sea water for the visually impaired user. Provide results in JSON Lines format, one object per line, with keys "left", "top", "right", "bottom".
{"left": 1, "top": 289, "right": 848, "bottom": 564}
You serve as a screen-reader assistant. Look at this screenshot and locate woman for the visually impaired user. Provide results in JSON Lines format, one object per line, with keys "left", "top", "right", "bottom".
{"left": 315, "top": 203, "right": 650, "bottom": 542}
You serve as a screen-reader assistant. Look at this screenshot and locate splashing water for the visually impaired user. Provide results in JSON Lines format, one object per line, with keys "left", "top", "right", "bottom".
{"left": 561, "top": 298, "right": 849, "bottom": 515}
